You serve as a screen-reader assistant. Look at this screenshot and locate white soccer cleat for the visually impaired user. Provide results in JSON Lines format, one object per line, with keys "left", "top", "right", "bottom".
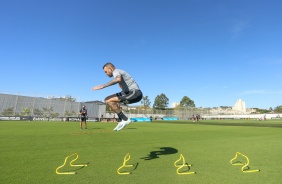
{"left": 115, "top": 122, "right": 125, "bottom": 131}
{"left": 124, "top": 119, "right": 131, "bottom": 126}
{"left": 114, "top": 123, "right": 122, "bottom": 131}
{"left": 116, "top": 119, "right": 131, "bottom": 131}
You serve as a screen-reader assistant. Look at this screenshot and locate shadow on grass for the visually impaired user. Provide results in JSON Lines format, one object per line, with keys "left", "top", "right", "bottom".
{"left": 140, "top": 147, "right": 178, "bottom": 160}
{"left": 177, "top": 164, "right": 194, "bottom": 173}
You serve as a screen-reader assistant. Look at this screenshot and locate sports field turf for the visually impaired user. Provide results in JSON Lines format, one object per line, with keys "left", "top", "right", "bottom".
{"left": 1, "top": 120, "right": 282, "bottom": 184}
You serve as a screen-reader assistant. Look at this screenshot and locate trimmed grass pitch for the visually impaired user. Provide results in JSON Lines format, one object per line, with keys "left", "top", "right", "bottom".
{"left": 1, "top": 120, "right": 282, "bottom": 184}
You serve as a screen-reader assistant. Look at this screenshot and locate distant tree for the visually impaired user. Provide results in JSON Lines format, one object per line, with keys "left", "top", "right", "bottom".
{"left": 33, "top": 108, "right": 43, "bottom": 117}
{"left": 43, "top": 107, "right": 54, "bottom": 117}
{"left": 50, "top": 112, "right": 59, "bottom": 118}
{"left": 274, "top": 106, "right": 282, "bottom": 113}
{"left": 141, "top": 96, "right": 151, "bottom": 109}
{"left": 269, "top": 107, "right": 273, "bottom": 112}
{"left": 106, "top": 105, "right": 112, "bottom": 112}
{"left": 253, "top": 108, "right": 271, "bottom": 114}
{"left": 65, "top": 95, "right": 76, "bottom": 102}
{"left": 20, "top": 107, "right": 32, "bottom": 116}
{"left": 65, "top": 110, "right": 77, "bottom": 117}
{"left": 153, "top": 93, "right": 169, "bottom": 110}
{"left": 71, "top": 110, "right": 77, "bottom": 116}
{"left": 1, "top": 107, "right": 14, "bottom": 116}
{"left": 179, "top": 96, "right": 195, "bottom": 108}
{"left": 64, "top": 110, "right": 72, "bottom": 117}
{"left": 55, "top": 95, "right": 76, "bottom": 102}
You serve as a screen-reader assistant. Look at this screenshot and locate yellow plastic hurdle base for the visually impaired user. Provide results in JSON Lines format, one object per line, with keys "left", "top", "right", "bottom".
{"left": 230, "top": 152, "right": 260, "bottom": 173}
{"left": 117, "top": 153, "right": 134, "bottom": 175}
{"left": 174, "top": 154, "right": 196, "bottom": 175}
{"left": 56, "top": 153, "right": 88, "bottom": 175}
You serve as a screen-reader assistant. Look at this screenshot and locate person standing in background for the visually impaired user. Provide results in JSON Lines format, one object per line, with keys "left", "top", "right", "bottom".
{"left": 79, "top": 105, "right": 88, "bottom": 129}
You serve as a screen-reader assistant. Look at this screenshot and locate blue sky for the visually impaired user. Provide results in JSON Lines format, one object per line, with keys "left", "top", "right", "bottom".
{"left": 1, "top": 0, "right": 282, "bottom": 109}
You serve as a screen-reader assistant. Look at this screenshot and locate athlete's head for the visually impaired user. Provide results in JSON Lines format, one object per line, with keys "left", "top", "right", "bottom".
{"left": 103, "top": 62, "right": 115, "bottom": 77}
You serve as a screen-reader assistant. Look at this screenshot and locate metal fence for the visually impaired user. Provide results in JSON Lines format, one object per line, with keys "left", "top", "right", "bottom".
{"left": 0, "top": 93, "right": 106, "bottom": 118}
{"left": 122, "top": 108, "right": 282, "bottom": 120}
{"left": 3, "top": 93, "right": 275, "bottom": 121}
{"left": 0, "top": 93, "right": 211, "bottom": 120}
{"left": 121, "top": 108, "right": 211, "bottom": 120}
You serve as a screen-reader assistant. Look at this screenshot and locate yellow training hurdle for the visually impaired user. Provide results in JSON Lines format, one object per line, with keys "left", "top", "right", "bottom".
{"left": 117, "top": 153, "right": 134, "bottom": 175}
{"left": 230, "top": 152, "right": 260, "bottom": 173}
{"left": 56, "top": 153, "right": 88, "bottom": 175}
{"left": 174, "top": 154, "right": 196, "bottom": 175}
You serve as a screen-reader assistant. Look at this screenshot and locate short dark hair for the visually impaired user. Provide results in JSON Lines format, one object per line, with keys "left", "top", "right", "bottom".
{"left": 103, "top": 62, "right": 115, "bottom": 69}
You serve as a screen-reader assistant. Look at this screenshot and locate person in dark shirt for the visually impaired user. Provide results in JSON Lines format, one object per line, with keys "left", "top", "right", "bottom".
{"left": 79, "top": 105, "right": 88, "bottom": 129}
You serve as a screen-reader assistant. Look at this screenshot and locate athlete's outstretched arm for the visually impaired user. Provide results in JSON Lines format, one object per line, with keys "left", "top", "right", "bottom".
{"left": 92, "top": 76, "right": 121, "bottom": 90}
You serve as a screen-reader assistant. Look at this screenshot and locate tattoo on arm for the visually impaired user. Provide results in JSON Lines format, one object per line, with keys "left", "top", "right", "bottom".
{"left": 104, "top": 76, "right": 121, "bottom": 88}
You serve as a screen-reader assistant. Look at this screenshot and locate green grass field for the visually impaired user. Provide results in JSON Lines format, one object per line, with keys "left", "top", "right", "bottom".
{"left": 1, "top": 120, "right": 282, "bottom": 184}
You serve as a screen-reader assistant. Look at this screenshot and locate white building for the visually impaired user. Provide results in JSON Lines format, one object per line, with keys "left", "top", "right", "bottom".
{"left": 232, "top": 99, "right": 246, "bottom": 114}
{"left": 171, "top": 99, "right": 255, "bottom": 115}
